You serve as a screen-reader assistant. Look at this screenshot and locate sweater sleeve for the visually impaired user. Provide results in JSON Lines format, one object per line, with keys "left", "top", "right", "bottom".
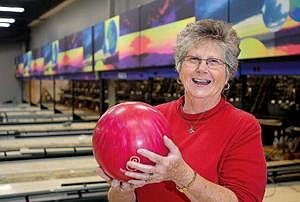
{"left": 218, "top": 113, "right": 267, "bottom": 202}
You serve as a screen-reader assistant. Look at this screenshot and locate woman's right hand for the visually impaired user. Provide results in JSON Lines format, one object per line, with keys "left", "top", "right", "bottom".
{"left": 97, "top": 167, "right": 136, "bottom": 202}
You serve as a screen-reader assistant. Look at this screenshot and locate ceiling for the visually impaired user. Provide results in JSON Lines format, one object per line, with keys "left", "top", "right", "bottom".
{"left": 0, "top": 0, "right": 65, "bottom": 44}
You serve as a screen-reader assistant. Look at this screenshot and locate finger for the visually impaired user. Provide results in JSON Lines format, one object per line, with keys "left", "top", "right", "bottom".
{"left": 163, "top": 136, "right": 179, "bottom": 154}
{"left": 127, "top": 179, "right": 147, "bottom": 187}
{"left": 124, "top": 170, "right": 149, "bottom": 181}
{"left": 97, "top": 167, "right": 111, "bottom": 181}
{"left": 121, "top": 182, "right": 136, "bottom": 191}
{"left": 111, "top": 179, "right": 120, "bottom": 188}
{"left": 126, "top": 160, "right": 155, "bottom": 173}
{"left": 137, "top": 148, "right": 164, "bottom": 163}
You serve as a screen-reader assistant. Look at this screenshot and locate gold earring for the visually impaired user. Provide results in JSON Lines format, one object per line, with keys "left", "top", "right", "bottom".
{"left": 177, "top": 78, "right": 182, "bottom": 85}
{"left": 224, "top": 83, "right": 230, "bottom": 91}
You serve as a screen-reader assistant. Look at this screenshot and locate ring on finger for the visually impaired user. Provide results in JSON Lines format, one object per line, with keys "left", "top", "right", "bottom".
{"left": 147, "top": 173, "right": 154, "bottom": 182}
{"left": 119, "top": 182, "right": 125, "bottom": 191}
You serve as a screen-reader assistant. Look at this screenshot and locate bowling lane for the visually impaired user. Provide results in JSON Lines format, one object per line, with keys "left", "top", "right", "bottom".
{"left": 0, "top": 156, "right": 107, "bottom": 198}
{"left": 0, "top": 105, "right": 41, "bottom": 112}
{"left": 0, "top": 103, "right": 30, "bottom": 108}
{"left": 0, "top": 135, "right": 92, "bottom": 152}
{"left": 264, "top": 181, "right": 300, "bottom": 202}
{"left": 1, "top": 113, "right": 73, "bottom": 124}
{"left": 267, "top": 159, "right": 300, "bottom": 167}
{"left": 0, "top": 176, "right": 107, "bottom": 199}
{"left": 4, "top": 110, "right": 55, "bottom": 116}
{"left": 0, "top": 122, "right": 96, "bottom": 134}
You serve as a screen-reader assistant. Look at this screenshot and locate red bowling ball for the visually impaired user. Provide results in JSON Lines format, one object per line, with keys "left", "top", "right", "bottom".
{"left": 92, "top": 101, "right": 171, "bottom": 181}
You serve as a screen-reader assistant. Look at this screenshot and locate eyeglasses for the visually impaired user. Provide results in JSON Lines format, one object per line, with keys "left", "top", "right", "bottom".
{"left": 182, "top": 55, "right": 227, "bottom": 69}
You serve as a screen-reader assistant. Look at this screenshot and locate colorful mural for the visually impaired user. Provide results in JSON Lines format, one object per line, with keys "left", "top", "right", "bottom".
{"left": 43, "top": 41, "right": 57, "bottom": 76}
{"left": 15, "top": 55, "right": 24, "bottom": 77}
{"left": 229, "top": 0, "right": 300, "bottom": 59}
{"left": 30, "top": 48, "right": 44, "bottom": 76}
{"left": 94, "top": 16, "right": 120, "bottom": 71}
{"left": 118, "top": 7, "right": 141, "bottom": 69}
{"left": 23, "top": 51, "right": 32, "bottom": 77}
{"left": 140, "top": 0, "right": 195, "bottom": 67}
{"left": 15, "top": 0, "right": 300, "bottom": 78}
{"left": 82, "top": 27, "right": 93, "bottom": 72}
{"left": 64, "top": 31, "right": 84, "bottom": 73}
{"left": 57, "top": 37, "right": 67, "bottom": 74}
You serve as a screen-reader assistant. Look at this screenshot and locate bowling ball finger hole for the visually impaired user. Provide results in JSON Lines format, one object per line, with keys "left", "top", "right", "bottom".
{"left": 126, "top": 156, "right": 141, "bottom": 171}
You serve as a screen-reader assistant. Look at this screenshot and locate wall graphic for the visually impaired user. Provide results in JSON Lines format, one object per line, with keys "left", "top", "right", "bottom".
{"left": 230, "top": 0, "right": 300, "bottom": 59}
{"left": 15, "top": 55, "right": 24, "bottom": 77}
{"left": 23, "top": 51, "right": 32, "bottom": 77}
{"left": 94, "top": 16, "right": 120, "bottom": 71}
{"left": 15, "top": 0, "right": 300, "bottom": 78}
{"left": 195, "top": 0, "right": 228, "bottom": 21}
{"left": 30, "top": 48, "right": 44, "bottom": 76}
{"left": 43, "top": 41, "right": 58, "bottom": 76}
{"left": 140, "top": 0, "right": 195, "bottom": 67}
{"left": 57, "top": 37, "right": 67, "bottom": 74}
{"left": 64, "top": 31, "right": 84, "bottom": 73}
{"left": 82, "top": 27, "right": 93, "bottom": 72}
{"left": 118, "top": 7, "right": 141, "bottom": 69}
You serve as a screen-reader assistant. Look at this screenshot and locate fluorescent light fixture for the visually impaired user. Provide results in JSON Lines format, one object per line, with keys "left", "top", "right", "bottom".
{"left": 0, "top": 18, "right": 15, "bottom": 23}
{"left": 0, "top": 22, "right": 10, "bottom": 27}
{"left": 0, "top": 6, "right": 24, "bottom": 12}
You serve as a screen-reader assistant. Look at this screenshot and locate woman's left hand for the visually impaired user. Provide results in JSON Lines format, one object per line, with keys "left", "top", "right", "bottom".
{"left": 123, "top": 135, "right": 190, "bottom": 186}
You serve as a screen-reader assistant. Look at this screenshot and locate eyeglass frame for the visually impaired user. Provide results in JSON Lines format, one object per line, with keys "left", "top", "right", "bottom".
{"left": 181, "top": 55, "right": 229, "bottom": 70}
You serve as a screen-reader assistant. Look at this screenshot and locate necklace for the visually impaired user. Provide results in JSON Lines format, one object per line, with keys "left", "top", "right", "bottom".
{"left": 178, "top": 105, "right": 203, "bottom": 134}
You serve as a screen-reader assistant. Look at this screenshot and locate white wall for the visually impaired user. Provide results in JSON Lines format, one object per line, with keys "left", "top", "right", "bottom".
{"left": 30, "top": 0, "right": 109, "bottom": 49}
{"left": 0, "top": 43, "right": 23, "bottom": 103}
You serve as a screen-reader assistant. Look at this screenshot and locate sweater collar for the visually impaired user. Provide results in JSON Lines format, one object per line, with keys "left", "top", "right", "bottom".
{"left": 176, "top": 96, "right": 227, "bottom": 120}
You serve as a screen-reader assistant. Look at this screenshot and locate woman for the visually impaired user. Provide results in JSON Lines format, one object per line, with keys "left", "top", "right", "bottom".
{"left": 99, "top": 19, "right": 267, "bottom": 202}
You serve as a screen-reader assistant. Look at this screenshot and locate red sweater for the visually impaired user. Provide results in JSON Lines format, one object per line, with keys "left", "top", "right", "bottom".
{"left": 136, "top": 97, "right": 266, "bottom": 202}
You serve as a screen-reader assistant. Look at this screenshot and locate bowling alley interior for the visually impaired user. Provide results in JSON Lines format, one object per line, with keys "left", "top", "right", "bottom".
{"left": 0, "top": 0, "right": 299, "bottom": 201}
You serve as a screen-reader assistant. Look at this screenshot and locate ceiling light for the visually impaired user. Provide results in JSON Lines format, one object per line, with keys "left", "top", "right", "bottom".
{"left": 0, "top": 6, "right": 24, "bottom": 12}
{"left": 0, "top": 18, "right": 15, "bottom": 23}
{"left": 0, "top": 23, "right": 10, "bottom": 27}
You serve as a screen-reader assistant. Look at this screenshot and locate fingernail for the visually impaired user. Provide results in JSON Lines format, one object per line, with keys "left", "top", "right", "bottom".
{"left": 111, "top": 180, "right": 119, "bottom": 187}
{"left": 137, "top": 148, "right": 144, "bottom": 154}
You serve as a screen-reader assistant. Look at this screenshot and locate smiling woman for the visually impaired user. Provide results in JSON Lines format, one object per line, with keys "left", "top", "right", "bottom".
{"left": 97, "top": 19, "right": 267, "bottom": 202}
{"left": 178, "top": 39, "right": 229, "bottom": 106}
